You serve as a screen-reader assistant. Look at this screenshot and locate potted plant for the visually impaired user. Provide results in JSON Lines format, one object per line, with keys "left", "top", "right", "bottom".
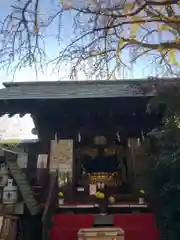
{"left": 108, "top": 196, "right": 115, "bottom": 205}
{"left": 95, "top": 192, "right": 116, "bottom": 214}
{"left": 95, "top": 191, "right": 105, "bottom": 200}
{"left": 58, "top": 191, "right": 64, "bottom": 205}
{"left": 95, "top": 191, "right": 108, "bottom": 214}
{"left": 139, "top": 189, "right": 145, "bottom": 204}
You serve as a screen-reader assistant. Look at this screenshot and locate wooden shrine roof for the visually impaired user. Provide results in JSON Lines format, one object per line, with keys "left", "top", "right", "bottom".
{"left": 0, "top": 78, "right": 180, "bottom": 100}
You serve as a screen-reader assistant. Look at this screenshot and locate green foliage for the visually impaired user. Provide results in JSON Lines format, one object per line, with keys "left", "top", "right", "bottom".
{"left": 147, "top": 92, "right": 180, "bottom": 240}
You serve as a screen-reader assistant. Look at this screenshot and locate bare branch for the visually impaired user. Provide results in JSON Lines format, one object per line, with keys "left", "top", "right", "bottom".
{"left": 1, "top": 0, "right": 180, "bottom": 79}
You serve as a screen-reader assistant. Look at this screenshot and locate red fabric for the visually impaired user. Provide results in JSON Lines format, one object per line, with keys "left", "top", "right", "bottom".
{"left": 114, "top": 214, "right": 158, "bottom": 240}
{"left": 50, "top": 214, "right": 158, "bottom": 240}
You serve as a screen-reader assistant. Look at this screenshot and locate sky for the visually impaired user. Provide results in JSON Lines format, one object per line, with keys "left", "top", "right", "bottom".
{"left": 0, "top": 0, "right": 176, "bottom": 139}
{"left": 0, "top": 114, "right": 37, "bottom": 140}
{"left": 0, "top": 0, "right": 171, "bottom": 83}
{"left": 0, "top": 0, "right": 74, "bottom": 82}
{"left": 0, "top": 0, "right": 70, "bottom": 140}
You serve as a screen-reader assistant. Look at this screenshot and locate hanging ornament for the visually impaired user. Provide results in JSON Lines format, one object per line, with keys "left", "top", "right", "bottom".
{"left": 128, "top": 139, "right": 131, "bottom": 148}
{"left": 141, "top": 129, "right": 145, "bottom": 141}
{"left": 137, "top": 138, "right": 141, "bottom": 146}
{"left": 78, "top": 132, "right": 81, "bottom": 143}
{"left": 116, "top": 131, "right": 120, "bottom": 142}
{"left": 54, "top": 132, "right": 58, "bottom": 143}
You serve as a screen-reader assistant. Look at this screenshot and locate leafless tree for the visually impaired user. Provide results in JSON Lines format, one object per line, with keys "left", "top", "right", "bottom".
{"left": 0, "top": 0, "right": 180, "bottom": 79}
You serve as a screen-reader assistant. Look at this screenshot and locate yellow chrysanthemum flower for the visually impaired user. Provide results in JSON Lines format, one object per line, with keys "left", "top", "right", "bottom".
{"left": 140, "top": 189, "right": 145, "bottom": 194}
{"left": 95, "top": 191, "right": 105, "bottom": 199}
{"left": 58, "top": 192, "right": 64, "bottom": 197}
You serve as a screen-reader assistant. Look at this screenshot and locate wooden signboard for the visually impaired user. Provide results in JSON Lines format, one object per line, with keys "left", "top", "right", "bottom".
{"left": 49, "top": 139, "right": 73, "bottom": 179}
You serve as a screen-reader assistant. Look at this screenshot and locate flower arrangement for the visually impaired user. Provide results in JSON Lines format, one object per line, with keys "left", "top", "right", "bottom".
{"left": 58, "top": 191, "right": 64, "bottom": 198}
{"left": 140, "top": 189, "right": 145, "bottom": 194}
{"left": 139, "top": 189, "right": 145, "bottom": 204}
{"left": 58, "top": 191, "right": 64, "bottom": 205}
{"left": 95, "top": 191, "right": 105, "bottom": 199}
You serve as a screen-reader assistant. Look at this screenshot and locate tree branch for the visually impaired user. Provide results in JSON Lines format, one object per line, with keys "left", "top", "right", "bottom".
{"left": 73, "top": 0, "right": 178, "bottom": 18}
{"left": 1, "top": 0, "right": 180, "bottom": 80}
{"left": 122, "top": 38, "right": 180, "bottom": 51}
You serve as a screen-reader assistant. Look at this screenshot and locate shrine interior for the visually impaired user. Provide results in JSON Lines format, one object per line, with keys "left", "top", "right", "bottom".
{"left": 0, "top": 95, "right": 164, "bottom": 212}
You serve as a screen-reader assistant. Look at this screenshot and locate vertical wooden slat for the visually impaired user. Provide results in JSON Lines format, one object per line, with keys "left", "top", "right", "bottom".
{"left": 4, "top": 151, "right": 40, "bottom": 215}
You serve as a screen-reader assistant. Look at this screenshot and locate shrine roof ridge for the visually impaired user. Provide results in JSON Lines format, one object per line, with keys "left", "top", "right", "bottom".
{"left": 0, "top": 77, "right": 180, "bottom": 100}
{"left": 3, "top": 77, "right": 180, "bottom": 87}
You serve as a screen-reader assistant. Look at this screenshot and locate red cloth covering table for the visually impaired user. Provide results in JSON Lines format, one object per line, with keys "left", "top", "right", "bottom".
{"left": 50, "top": 213, "right": 158, "bottom": 240}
